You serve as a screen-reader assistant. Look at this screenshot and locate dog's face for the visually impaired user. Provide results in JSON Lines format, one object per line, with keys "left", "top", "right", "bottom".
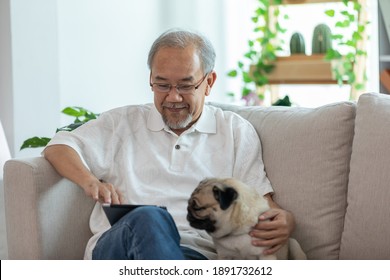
{"left": 187, "top": 178, "right": 239, "bottom": 236}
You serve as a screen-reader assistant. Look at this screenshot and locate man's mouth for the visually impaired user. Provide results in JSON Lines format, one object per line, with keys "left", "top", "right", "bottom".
{"left": 163, "top": 103, "right": 188, "bottom": 112}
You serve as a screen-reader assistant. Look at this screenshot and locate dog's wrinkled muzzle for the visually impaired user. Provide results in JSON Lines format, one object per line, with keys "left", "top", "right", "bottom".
{"left": 187, "top": 200, "right": 216, "bottom": 232}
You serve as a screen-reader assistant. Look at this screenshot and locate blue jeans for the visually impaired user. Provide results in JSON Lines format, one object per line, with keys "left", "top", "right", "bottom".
{"left": 92, "top": 206, "right": 207, "bottom": 260}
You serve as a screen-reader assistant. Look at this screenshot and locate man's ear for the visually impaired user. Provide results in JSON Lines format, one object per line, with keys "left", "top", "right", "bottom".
{"left": 205, "top": 71, "right": 217, "bottom": 96}
{"left": 213, "top": 185, "right": 238, "bottom": 210}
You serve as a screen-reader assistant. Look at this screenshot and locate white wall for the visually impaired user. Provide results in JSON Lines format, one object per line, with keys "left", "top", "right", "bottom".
{"left": 1, "top": 0, "right": 61, "bottom": 158}
{"left": 1, "top": 0, "right": 231, "bottom": 158}
{"left": 57, "top": 0, "right": 159, "bottom": 115}
{"left": 0, "top": 0, "right": 14, "bottom": 156}
{"left": 58, "top": 0, "right": 229, "bottom": 115}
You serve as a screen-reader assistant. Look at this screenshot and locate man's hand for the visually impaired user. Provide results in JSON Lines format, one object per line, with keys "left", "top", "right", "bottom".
{"left": 44, "top": 145, "right": 124, "bottom": 204}
{"left": 249, "top": 195, "right": 295, "bottom": 255}
{"left": 82, "top": 179, "right": 124, "bottom": 205}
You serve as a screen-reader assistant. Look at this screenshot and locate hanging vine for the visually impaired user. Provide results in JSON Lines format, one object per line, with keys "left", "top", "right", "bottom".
{"left": 227, "top": 0, "right": 286, "bottom": 102}
{"left": 324, "top": 0, "right": 369, "bottom": 97}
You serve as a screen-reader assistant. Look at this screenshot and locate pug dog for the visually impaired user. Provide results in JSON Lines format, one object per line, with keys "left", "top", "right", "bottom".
{"left": 187, "top": 177, "right": 306, "bottom": 260}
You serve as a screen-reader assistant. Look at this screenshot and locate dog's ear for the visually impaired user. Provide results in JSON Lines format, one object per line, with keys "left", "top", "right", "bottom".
{"left": 213, "top": 185, "right": 238, "bottom": 210}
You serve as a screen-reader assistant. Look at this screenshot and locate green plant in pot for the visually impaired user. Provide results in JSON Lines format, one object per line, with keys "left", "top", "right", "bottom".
{"left": 227, "top": 0, "right": 286, "bottom": 104}
{"left": 20, "top": 107, "right": 99, "bottom": 150}
{"left": 324, "top": 0, "right": 368, "bottom": 98}
{"left": 290, "top": 32, "right": 306, "bottom": 55}
{"left": 312, "top": 23, "right": 333, "bottom": 54}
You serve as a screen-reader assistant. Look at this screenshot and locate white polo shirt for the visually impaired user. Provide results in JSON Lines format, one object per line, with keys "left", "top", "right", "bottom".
{"left": 46, "top": 103, "right": 273, "bottom": 259}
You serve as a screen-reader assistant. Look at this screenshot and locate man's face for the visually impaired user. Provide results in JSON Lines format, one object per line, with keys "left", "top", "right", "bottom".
{"left": 150, "top": 46, "right": 215, "bottom": 135}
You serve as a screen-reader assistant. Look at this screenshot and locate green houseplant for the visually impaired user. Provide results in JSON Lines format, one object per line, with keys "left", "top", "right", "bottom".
{"left": 227, "top": 0, "right": 286, "bottom": 103}
{"left": 324, "top": 0, "right": 369, "bottom": 97}
{"left": 20, "top": 107, "right": 99, "bottom": 150}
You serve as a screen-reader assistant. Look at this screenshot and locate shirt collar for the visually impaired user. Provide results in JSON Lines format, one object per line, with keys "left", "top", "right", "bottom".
{"left": 147, "top": 104, "right": 216, "bottom": 134}
{"left": 147, "top": 105, "right": 165, "bottom": 132}
{"left": 193, "top": 105, "right": 217, "bottom": 134}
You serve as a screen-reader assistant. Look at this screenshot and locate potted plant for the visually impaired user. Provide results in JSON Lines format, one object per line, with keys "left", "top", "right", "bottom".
{"left": 20, "top": 107, "right": 99, "bottom": 150}
{"left": 227, "top": 0, "right": 286, "bottom": 104}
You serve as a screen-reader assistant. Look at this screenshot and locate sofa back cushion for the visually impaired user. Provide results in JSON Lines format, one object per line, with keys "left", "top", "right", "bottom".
{"left": 213, "top": 101, "right": 356, "bottom": 259}
{"left": 340, "top": 93, "right": 390, "bottom": 259}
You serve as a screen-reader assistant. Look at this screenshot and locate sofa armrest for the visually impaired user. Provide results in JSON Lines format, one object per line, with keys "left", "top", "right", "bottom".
{"left": 3, "top": 157, "right": 95, "bottom": 259}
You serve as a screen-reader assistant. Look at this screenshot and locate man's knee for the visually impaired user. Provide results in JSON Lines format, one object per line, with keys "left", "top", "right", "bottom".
{"left": 126, "top": 206, "right": 170, "bottom": 223}
{"left": 93, "top": 205, "right": 182, "bottom": 260}
{"left": 117, "top": 206, "right": 176, "bottom": 234}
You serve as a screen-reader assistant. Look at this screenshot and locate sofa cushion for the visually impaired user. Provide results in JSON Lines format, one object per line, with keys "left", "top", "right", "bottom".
{"left": 340, "top": 93, "right": 390, "bottom": 259}
{"left": 212, "top": 101, "right": 356, "bottom": 259}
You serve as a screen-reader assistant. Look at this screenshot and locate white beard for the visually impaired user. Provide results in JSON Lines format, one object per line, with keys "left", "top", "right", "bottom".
{"left": 163, "top": 112, "right": 193, "bottom": 130}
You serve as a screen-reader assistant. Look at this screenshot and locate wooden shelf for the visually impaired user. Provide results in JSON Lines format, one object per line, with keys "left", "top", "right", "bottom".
{"left": 256, "top": 54, "right": 341, "bottom": 84}
{"left": 266, "top": 1, "right": 347, "bottom": 85}
{"left": 263, "top": 0, "right": 355, "bottom": 86}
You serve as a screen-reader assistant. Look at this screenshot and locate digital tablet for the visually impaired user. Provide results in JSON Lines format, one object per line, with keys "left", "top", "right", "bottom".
{"left": 102, "top": 204, "right": 167, "bottom": 226}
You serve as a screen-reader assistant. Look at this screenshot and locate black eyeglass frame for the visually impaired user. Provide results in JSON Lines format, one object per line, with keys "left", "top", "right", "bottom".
{"left": 149, "top": 72, "right": 210, "bottom": 95}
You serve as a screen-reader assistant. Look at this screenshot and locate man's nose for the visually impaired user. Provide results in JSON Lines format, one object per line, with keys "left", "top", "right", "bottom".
{"left": 165, "top": 87, "right": 183, "bottom": 102}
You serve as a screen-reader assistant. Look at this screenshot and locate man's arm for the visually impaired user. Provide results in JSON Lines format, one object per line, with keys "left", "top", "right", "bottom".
{"left": 250, "top": 193, "right": 295, "bottom": 255}
{"left": 44, "top": 144, "right": 123, "bottom": 204}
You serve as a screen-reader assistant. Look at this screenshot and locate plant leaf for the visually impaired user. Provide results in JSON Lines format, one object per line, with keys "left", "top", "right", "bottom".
{"left": 62, "top": 107, "right": 86, "bottom": 117}
{"left": 325, "top": 10, "right": 335, "bottom": 17}
{"left": 56, "top": 122, "right": 87, "bottom": 132}
{"left": 21, "top": 106, "right": 100, "bottom": 150}
{"left": 226, "top": 92, "right": 236, "bottom": 97}
{"left": 227, "top": 70, "right": 238, "bottom": 77}
{"left": 331, "top": 34, "right": 344, "bottom": 40}
{"left": 242, "top": 87, "right": 252, "bottom": 97}
{"left": 20, "top": 137, "right": 51, "bottom": 150}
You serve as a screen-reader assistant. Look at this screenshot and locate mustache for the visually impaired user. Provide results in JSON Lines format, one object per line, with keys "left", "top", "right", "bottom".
{"left": 162, "top": 103, "right": 189, "bottom": 109}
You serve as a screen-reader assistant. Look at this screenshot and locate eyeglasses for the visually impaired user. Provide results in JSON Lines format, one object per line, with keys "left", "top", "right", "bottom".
{"left": 150, "top": 73, "right": 209, "bottom": 95}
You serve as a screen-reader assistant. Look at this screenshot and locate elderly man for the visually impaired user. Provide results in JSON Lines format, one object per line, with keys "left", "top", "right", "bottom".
{"left": 44, "top": 29, "right": 294, "bottom": 260}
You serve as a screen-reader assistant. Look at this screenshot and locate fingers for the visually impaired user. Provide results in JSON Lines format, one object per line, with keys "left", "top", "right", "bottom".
{"left": 258, "top": 208, "right": 279, "bottom": 221}
{"left": 253, "top": 218, "right": 289, "bottom": 234}
{"left": 110, "top": 188, "right": 125, "bottom": 204}
{"left": 263, "top": 244, "right": 283, "bottom": 255}
{"left": 99, "top": 183, "right": 123, "bottom": 204}
{"left": 250, "top": 227, "right": 289, "bottom": 250}
{"left": 101, "top": 183, "right": 120, "bottom": 204}
{"left": 251, "top": 227, "right": 288, "bottom": 240}
{"left": 87, "top": 184, "right": 99, "bottom": 202}
{"left": 83, "top": 180, "right": 123, "bottom": 204}
{"left": 250, "top": 229, "right": 288, "bottom": 256}
{"left": 250, "top": 208, "right": 294, "bottom": 255}
{"left": 251, "top": 232, "right": 286, "bottom": 247}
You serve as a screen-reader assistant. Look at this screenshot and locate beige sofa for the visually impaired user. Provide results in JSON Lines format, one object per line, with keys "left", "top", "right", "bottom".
{"left": 4, "top": 92, "right": 390, "bottom": 260}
